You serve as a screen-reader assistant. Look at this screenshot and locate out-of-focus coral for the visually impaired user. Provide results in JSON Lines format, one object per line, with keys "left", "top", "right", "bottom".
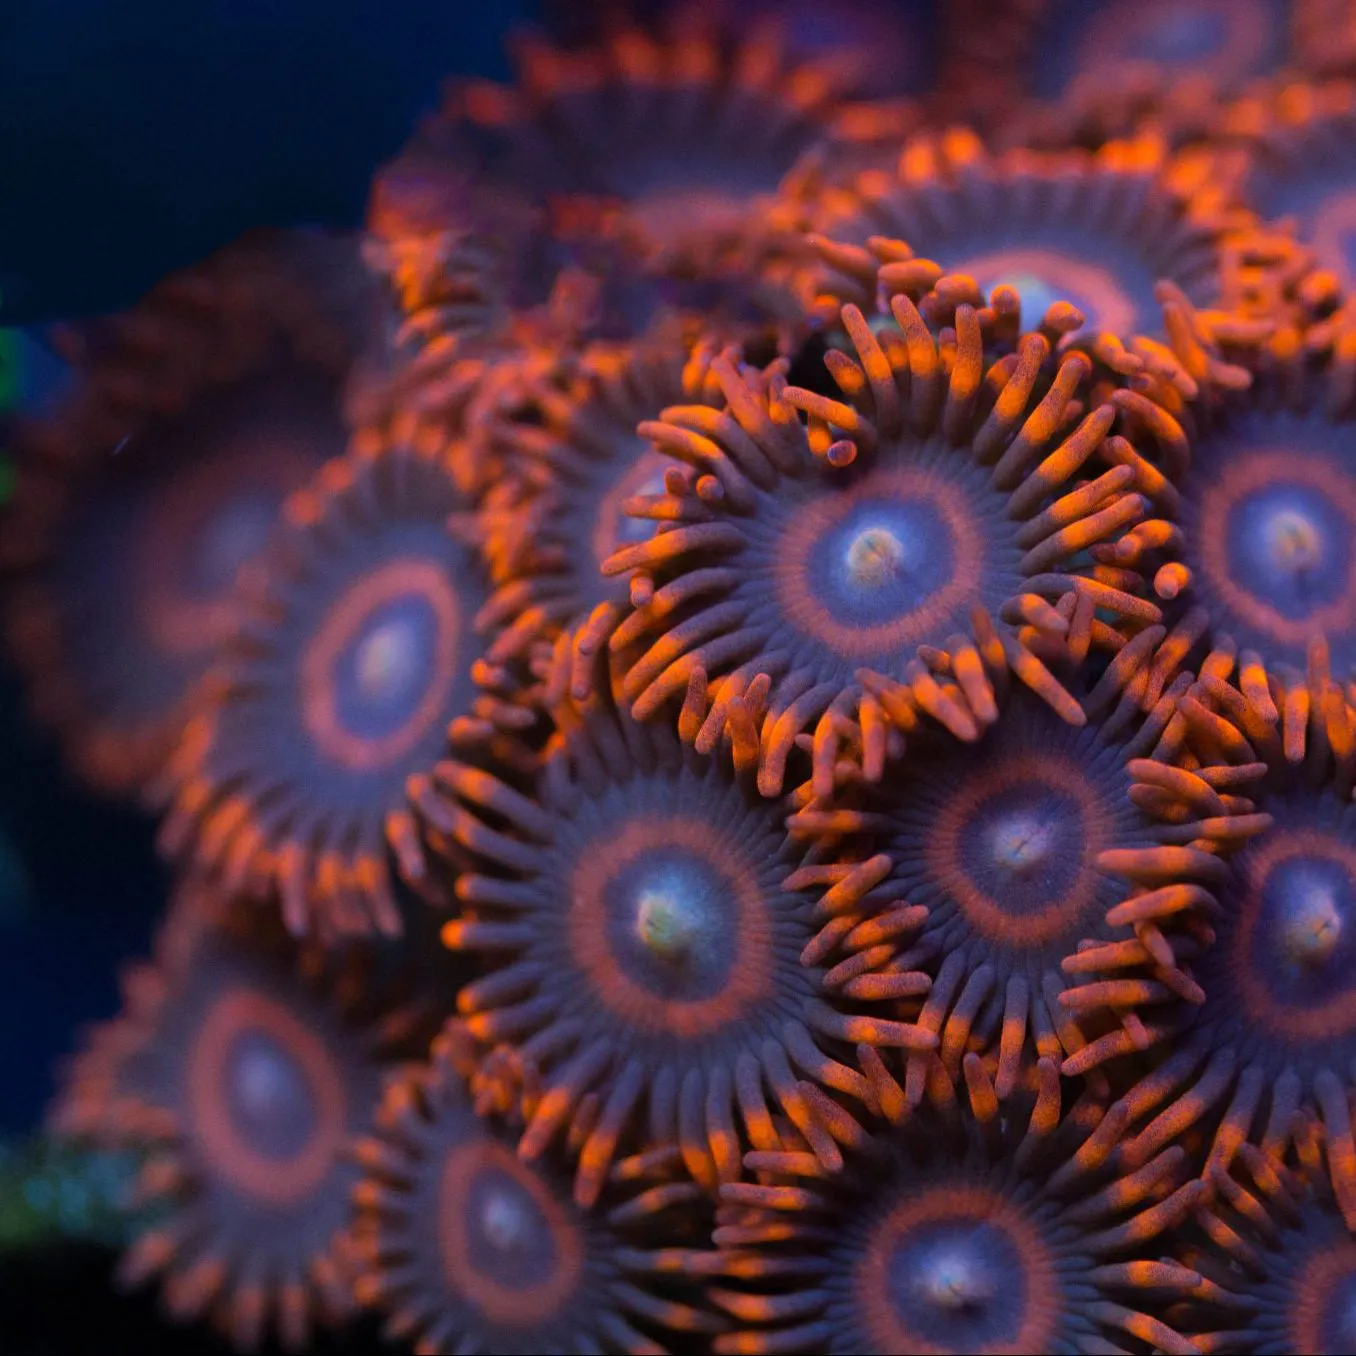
{"left": 0, "top": 234, "right": 365, "bottom": 799}
{"left": 0, "top": 1138, "right": 136, "bottom": 1251}
{"left": 792, "top": 129, "right": 1275, "bottom": 407}
{"left": 156, "top": 436, "right": 527, "bottom": 939}
{"left": 375, "top": 12, "right": 910, "bottom": 280}
{"left": 1010, "top": 0, "right": 1356, "bottom": 148}
{"left": 50, "top": 890, "right": 439, "bottom": 1349}
{"left": 1212, "top": 79, "right": 1356, "bottom": 377}
{"left": 363, "top": 6, "right": 924, "bottom": 405}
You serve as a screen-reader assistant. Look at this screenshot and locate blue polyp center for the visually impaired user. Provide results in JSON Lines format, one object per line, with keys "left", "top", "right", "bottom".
{"left": 810, "top": 501, "right": 956, "bottom": 628}
{"left": 958, "top": 783, "right": 1087, "bottom": 921}
{"left": 972, "top": 270, "right": 1078, "bottom": 328}
{"left": 603, "top": 850, "right": 738, "bottom": 1002}
{"left": 888, "top": 1219, "right": 1027, "bottom": 1349}
{"left": 1280, "top": 880, "right": 1344, "bottom": 967}
{"left": 1318, "top": 1266, "right": 1356, "bottom": 1352}
{"left": 1254, "top": 855, "right": 1356, "bottom": 1005}
{"left": 1226, "top": 483, "right": 1351, "bottom": 619}
{"left": 334, "top": 595, "right": 438, "bottom": 740}
{"left": 989, "top": 813, "right": 1060, "bottom": 874}
{"left": 224, "top": 1029, "right": 318, "bottom": 1162}
{"left": 947, "top": 239, "right": 1152, "bottom": 338}
{"left": 464, "top": 1166, "right": 558, "bottom": 1291}
{"left": 609, "top": 445, "right": 669, "bottom": 550}
{"left": 190, "top": 492, "right": 281, "bottom": 599}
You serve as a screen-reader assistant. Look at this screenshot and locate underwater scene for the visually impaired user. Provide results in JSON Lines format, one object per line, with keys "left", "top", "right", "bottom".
{"left": 11, "top": 0, "right": 1356, "bottom": 1351}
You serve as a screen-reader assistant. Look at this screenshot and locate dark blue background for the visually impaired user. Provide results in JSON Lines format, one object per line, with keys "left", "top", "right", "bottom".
{"left": 0, "top": 1, "right": 527, "bottom": 325}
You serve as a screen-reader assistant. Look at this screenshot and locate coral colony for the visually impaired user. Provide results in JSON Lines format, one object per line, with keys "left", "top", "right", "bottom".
{"left": 23, "top": 0, "right": 1356, "bottom": 1350}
